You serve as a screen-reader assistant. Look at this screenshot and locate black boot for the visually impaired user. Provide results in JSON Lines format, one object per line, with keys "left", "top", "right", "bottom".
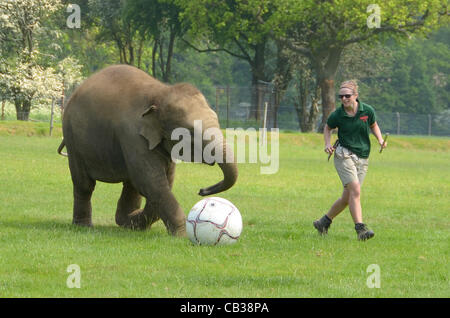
{"left": 355, "top": 223, "right": 375, "bottom": 241}
{"left": 313, "top": 215, "right": 332, "bottom": 235}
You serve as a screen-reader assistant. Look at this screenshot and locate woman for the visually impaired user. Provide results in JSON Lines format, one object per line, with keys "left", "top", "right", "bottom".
{"left": 314, "top": 80, "right": 386, "bottom": 241}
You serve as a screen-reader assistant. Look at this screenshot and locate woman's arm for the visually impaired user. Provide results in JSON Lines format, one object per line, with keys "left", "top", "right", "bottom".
{"left": 324, "top": 124, "right": 334, "bottom": 154}
{"left": 370, "top": 122, "right": 386, "bottom": 148}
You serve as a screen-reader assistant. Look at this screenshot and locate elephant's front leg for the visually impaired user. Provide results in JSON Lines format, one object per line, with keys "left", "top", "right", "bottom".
{"left": 115, "top": 181, "right": 145, "bottom": 227}
{"left": 127, "top": 186, "right": 185, "bottom": 236}
{"left": 149, "top": 189, "right": 186, "bottom": 237}
{"left": 126, "top": 162, "right": 185, "bottom": 236}
{"left": 151, "top": 162, "right": 185, "bottom": 236}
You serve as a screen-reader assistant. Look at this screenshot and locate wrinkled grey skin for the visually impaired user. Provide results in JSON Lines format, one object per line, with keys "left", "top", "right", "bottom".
{"left": 58, "top": 65, "right": 237, "bottom": 236}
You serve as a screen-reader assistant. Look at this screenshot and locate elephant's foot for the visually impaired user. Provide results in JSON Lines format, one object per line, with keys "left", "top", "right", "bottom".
{"left": 72, "top": 218, "right": 93, "bottom": 227}
{"left": 165, "top": 217, "right": 187, "bottom": 237}
{"left": 169, "top": 224, "right": 187, "bottom": 237}
{"left": 117, "top": 209, "right": 159, "bottom": 230}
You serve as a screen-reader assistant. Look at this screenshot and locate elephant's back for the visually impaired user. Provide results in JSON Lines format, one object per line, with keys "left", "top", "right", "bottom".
{"left": 65, "top": 65, "right": 161, "bottom": 118}
{"left": 63, "top": 65, "right": 162, "bottom": 144}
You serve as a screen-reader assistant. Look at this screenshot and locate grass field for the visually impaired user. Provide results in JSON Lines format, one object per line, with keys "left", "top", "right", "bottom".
{"left": 0, "top": 122, "right": 449, "bottom": 298}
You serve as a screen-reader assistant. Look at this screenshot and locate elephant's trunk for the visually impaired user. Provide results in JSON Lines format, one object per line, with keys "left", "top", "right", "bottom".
{"left": 198, "top": 143, "right": 238, "bottom": 196}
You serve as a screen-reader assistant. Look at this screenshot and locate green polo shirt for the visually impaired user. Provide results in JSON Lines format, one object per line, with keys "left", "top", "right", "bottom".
{"left": 327, "top": 100, "right": 376, "bottom": 159}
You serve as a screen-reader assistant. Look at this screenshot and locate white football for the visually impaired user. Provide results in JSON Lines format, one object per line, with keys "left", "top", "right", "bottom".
{"left": 186, "top": 197, "right": 242, "bottom": 246}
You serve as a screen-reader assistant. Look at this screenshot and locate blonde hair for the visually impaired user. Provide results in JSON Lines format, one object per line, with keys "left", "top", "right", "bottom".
{"left": 340, "top": 80, "right": 359, "bottom": 95}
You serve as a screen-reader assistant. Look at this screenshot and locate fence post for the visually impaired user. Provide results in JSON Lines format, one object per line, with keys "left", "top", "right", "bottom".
{"left": 50, "top": 98, "right": 55, "bottom": 136}
{"left": 1, "top": 100, "right": 5, "bottom": 120}
{"left": 261, "top": 102, "right": 268, "bottom": 146}
{"left": 215, "top": 87, "right": 219, "bottom": 114}
{"left": 428, "top": 114, "right": 432, "bottom": 136}
{"left": 396, "top": 112, "right": 400, "bottom": 135}
{"left": 226, "top": 86, "right": 230, "bottom": 128}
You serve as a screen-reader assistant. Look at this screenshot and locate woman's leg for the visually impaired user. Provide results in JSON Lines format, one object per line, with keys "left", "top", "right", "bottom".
{"left": 326, "top": 186, "right": 350, "bottom": 220}
{"left": 346, "top": 181, "right": 363, "bottom": 224}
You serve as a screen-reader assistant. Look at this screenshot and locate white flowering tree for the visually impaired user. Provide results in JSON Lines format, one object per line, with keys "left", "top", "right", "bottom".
{"left": 0, "top": 0, "right": 63, "bottom": 120}
{"left": 56, "top": 57, "right": 84, "bottom": 111}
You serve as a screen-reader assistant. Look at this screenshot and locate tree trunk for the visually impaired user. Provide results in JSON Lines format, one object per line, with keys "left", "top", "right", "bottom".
{"left": 137, "top": 37, "right": 144, "bottom": 69}
{"left": 60, "top": 84, "right": 65, "bottom": 117}
{"left": 314, "top": 47, "right": 343, "bottom": 131}
{"left": 151, "top": 40, "right": 158, "bottom": 77}
{"left": 308, "top": 85, "right": 321, "bottom": 132}
{"left": 294, "top": 70, "right": 320, "bottom": 132}
{"left": 273, "top": 40, "right": 294, "bottom": 129}
{"left": 251, "top": 81, "right": 264, "bottom": 122}
{"left": 273, "top": 90, "right": 280, "bottom": 129}
{"left": 163, "top": 29, "right": 177, "bottom": 83}
{"left": 318, "top": 77, "right": 335, "bottom": 131}
{"left": 127, "top": 23, "right": 134, "bottom": 66}
{"left": 15, "top": 98, "right": 31, "bottom": 121}
{"left": 128, "top": 43, "right": 134, "bottom": 65}
{"left": 1, "top": 100, "right": 5, "bottom": 120}
{"left": 296, "top": 82, "right": 307, "bottom": 131}
{"left": 249, "top": 42, "right": 267, "bottom": 122}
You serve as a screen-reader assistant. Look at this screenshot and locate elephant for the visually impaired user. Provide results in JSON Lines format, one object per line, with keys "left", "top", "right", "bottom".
{"left": 57, "top": 65, "right": 238, "bottom": 236}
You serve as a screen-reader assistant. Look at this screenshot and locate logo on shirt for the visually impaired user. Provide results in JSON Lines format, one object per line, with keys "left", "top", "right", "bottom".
{"left": 360, "top": 115, "right": 368, "bottom": 123}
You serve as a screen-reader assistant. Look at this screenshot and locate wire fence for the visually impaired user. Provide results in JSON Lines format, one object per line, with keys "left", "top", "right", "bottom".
{"left": 216, "top": 105, "right": 450, "bottom": 137}
{"left": 202, "top": 85, "right": 450, "bottom": 137}
{"left": 2, "top": 86, "right": 450, "bottom": 137}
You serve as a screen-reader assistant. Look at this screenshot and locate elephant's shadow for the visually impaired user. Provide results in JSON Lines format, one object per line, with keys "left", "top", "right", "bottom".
{"left": 1, "top": 218, "right": 169, "bottom": 239}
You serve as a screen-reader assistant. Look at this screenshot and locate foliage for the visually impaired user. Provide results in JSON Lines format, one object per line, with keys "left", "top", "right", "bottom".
{"left": 123, "top": 0, "right": 186, "bottom": 82}
{"left": 361, "top": 27, "right": 450, "bottom": 114}
{"left": 0, "top": 0, "right": 64, "bottom": 119}
{"left": 0, "top": 0, "right": 62, "bottom": 55}
{"left": 88, "top": 0, "right": 144, "bottom": 66}
{"left": 0, "top": 0, "right": 448, "bottom": 123}
{"left": 56, "top": 56, "right": 84, "bottom": 96}
{"left": 177, "top": 0, "right": 274, "bottom": 82}
{"left": 0, "top": 52, "right": 62, "bottom": 102}
{"left": 269, "top": 0, "right": 449, "bottom": 127}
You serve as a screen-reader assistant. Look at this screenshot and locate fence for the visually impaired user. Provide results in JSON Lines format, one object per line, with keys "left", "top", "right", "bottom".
{"left": 1, "top": 86, "right": 450, "bottom": 137}
{"left": 201, "top": 86, "right": 450, "bottom": 137}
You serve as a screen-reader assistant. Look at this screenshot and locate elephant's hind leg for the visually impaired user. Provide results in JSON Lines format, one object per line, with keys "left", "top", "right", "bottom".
{"left": 115, "top": 181, "right": 145, "bottom": 228}
{"left": 71, "top": 172, "right": 96, "bottom": 227}
{"left": 115, "top": 182, "right": 160, "bottom": 230}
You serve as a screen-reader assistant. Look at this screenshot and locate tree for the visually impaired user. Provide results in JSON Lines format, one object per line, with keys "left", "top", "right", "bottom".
{"left": 270, "top": 0, "right": 448, "bottom": 129}
{"left": 177, "top": 0, "right": 275, "bottom": 121}
{"left": 88, "top": 0, "right": 146, "bottom": 67}
{"left": 124, "top": 0, "right": 185, "bottom": 82}
{"left": 271, "top": 40, "right": 294, "bottom": 129}
{"left": 291, "top": 56, "right": 321, "bottom": 132}
{"left": 0, "top": 54, "right": 62, "bottom": 120}
{"left": 361, "top": 31, "right": 449, "bottom": 114}
{"left": 56, "top": 57, "right": 84, "bottom": 111}
{"left": 0, "top": 0, "right": 62, "bottom": 120}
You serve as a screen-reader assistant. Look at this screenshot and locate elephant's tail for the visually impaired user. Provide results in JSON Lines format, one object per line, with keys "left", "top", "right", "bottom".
{"left": 57, "top": 139, "right": 68, "bottom": 157}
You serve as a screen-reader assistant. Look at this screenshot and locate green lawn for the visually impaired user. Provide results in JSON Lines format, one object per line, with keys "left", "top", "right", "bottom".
{"left": 0, "top": 122, "right": 449, "bottom": 297}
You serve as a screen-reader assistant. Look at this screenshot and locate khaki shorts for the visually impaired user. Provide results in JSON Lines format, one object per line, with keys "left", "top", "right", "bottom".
{"left": 334, "top": 145, "right": 369, "bottom": 186}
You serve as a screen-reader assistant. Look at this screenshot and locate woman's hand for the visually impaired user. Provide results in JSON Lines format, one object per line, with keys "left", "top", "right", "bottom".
{"left": 324, "top": 143, "right": 334, "bottom": 154}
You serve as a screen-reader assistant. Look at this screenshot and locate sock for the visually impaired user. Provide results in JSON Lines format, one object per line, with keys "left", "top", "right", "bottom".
{"left": 322, "top": 214, "right": 332, "bottom": 225}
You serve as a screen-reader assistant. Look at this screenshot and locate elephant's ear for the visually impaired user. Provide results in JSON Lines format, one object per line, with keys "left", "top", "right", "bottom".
{"left": 139, "top": 105, "right": 162, "bottom": 150}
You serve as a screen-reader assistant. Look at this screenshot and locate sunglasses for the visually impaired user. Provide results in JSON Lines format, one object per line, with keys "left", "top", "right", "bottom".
{"left": 339, "top": 94, "right": 353, "bottom": 99}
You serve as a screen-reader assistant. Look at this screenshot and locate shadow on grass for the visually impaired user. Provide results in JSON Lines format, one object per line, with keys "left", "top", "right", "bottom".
{"left": 0, "top": 217, "right": 169, "bottom": 239}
